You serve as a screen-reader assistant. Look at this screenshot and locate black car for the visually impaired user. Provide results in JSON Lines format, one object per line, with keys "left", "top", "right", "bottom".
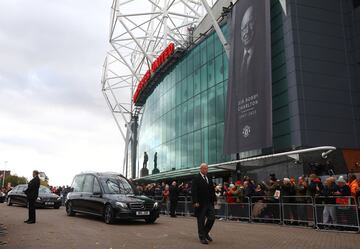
{"left": 7, "top": 184, "right": 61, "bottom": 209}
{"left": 65, "top": 172, "right": 160, "bottom": 224}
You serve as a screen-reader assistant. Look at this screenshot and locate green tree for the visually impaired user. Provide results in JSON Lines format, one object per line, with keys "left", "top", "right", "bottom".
{"left": 3, "top": 174, "right": 28, "bottom": 187}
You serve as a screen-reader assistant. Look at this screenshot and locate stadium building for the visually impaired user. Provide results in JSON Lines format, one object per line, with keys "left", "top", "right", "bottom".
{"left": 102, "top": 0, "right": 360, "bottom": 182}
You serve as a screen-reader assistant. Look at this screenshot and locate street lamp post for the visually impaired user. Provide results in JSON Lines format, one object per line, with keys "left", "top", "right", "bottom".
{"left": 2, "top": 161, "right": 8, "bottom": 188}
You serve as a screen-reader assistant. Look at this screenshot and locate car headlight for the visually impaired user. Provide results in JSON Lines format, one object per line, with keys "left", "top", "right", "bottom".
{"left": 57, "top": 197, "right": 61, "bottom": 201}
{"left": 115, "top": 202, "right": 128, "bottom": 209}
{"left": 153, "top": 202, "right": 159, "bottom": 208}
{"left": 37, "top": 197, "right": 42, "bottom": 201}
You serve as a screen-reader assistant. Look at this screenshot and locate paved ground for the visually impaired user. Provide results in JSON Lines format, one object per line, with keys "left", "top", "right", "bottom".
{"left": 1, "top": 203, "right": 360, "bottom": 249}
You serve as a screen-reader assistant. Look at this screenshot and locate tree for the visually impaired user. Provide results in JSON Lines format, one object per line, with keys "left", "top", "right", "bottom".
{"left": 3, "top": 174, "right": 28, "bottom": 187}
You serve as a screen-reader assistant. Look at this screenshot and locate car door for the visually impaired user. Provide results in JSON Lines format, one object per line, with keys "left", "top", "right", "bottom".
{"left": 18, "top": 186, "right": 28, "bottom": 205}
{"left": 9, "top": 186, "right": 19, "bottom": 204}
{"left": 70, "top": 175, "right": 85, "bottom": 212}
{"left": 89, "top": 177, "right": 104, "bottom": 215}
{"left": 80, "top": 175, "right": 94, "bottom": 213}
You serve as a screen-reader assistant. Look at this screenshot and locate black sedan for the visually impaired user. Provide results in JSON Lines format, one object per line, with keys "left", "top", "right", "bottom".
{"left": 7, "top": 184, "right": 61, "bottom": 209}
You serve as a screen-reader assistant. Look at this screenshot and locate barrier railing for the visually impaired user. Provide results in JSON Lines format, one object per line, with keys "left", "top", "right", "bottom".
{"left": 145, "top": 194, "right": 360, "bottom": 232}
{"left": 250, "top": 196, "right": 282, "bottom": 224}
{"left": 282, "top": 196, "right": 315, "bottom": 226}
{"left": 227, "top": 197, "right": 251, "bottom": 221}
{"left": 314, "top": 196, "right": 359, "bottom": 231}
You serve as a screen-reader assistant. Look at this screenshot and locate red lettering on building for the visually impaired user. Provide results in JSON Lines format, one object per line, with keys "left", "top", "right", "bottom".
{"left": 133, "top": 43, "right": 175, "bottom": 103}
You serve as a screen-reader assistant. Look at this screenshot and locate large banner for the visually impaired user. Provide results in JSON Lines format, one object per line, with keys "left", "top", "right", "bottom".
{"left": 224, "top": 0, "right": 272, "bottom": 154}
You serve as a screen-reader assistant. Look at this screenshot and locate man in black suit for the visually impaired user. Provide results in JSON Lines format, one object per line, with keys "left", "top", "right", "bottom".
{"left": 169, "top": 181, "right": 180, "bottom": 217}
{"left": 24, "top": 170, "right": 40, "bottom": 224}
{"left": 191, "top": 163, "right": 216, "bottom": 244}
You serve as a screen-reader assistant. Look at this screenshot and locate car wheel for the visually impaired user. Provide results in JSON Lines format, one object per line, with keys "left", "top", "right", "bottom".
{"left": 104, "top": 204, "right": 114, "bottom": 224}
{"left": 54, "top": 205, "right": 60, "bottom": 209}
{"left": 145, "top": 217, "right": 157, "bottom": 224}
{"left": 7, "top": 197, "right": 12, "bottom": 206}
{"left": 66, "top": 201, "right": 75, "bottom": 216}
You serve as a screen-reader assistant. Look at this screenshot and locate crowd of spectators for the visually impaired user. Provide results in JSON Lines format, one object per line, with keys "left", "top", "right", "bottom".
{"left": 135, "top": 173, "right": 360, "bottom": 204}
{"left": 134, "top": 173, "right": 360, "bottom": 229}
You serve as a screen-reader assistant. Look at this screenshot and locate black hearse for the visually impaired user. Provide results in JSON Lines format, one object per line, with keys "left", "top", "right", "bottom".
{"left": 65, "top": 172, "right": 160, "bottom": 224}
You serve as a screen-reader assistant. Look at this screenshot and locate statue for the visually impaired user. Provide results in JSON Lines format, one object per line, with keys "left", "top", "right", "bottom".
{"left": 140, "top": 152, "right": 149, "bottom": 177}
{"left": 152, "top": 152, "right": 160, "bottom": 174}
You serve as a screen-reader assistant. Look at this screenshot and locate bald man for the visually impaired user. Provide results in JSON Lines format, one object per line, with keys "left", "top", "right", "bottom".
{"left": 191, "top": 163, "right": 216, "bottom": 244}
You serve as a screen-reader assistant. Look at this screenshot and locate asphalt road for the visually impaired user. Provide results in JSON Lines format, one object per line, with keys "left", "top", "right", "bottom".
{"left": 1, "top": 203, "right": 360, "bottom": 249}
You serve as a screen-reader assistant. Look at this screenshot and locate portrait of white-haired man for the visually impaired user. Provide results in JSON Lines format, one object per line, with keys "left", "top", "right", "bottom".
{"left": 224, "top": 0, "right": 272, "bottom": 154}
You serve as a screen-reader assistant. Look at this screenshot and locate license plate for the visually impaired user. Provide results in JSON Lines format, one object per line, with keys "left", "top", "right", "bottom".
{"left": 45, "top": 202, "right": 54, "bottom": 205}
{"left": 136, "top": 211, "right": 150, "bottom": 216}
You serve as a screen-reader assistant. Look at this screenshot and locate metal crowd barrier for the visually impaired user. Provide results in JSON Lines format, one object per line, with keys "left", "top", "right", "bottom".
{"left": 314, "top": 196, "right": 359, "bottom": 231}
{"left": 282, "top": 196, "right": 315, "bottom": 226}
{"left": 250, "top": 196, "right": 281, "bottom": 224}
{"left": 145, "top": 194, "right": 360, "bottom": 232}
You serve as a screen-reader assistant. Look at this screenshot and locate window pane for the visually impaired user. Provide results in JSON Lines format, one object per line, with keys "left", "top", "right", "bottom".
{"left": 216, "top": 82, "right": 225, "bottom": 123}
{"left": 208, "top": 124, "right": 217, "bottom": 164}
{"left": 208, "top": 86, "right": 216, "bottom": 125}
{"left": 207, "top": 59, "right": 215, "bottom": 88}
{"left": 83, "top": 175, "right": 94, "bottom": 193}
{"left": 200, "top": 42, "right": 207, "bottom": 66}
{"left": 201, "top": 91, "right": 208, "bottom": 128}
{"left": 181, "top": 59, "right": 187, "bottom": 80}
{"left": 187, "top": 75, "right": 194, "bottom": 99}
{"left": 216, "top": 122, "right": 225, "bottom": 163}
{"left": 223, "top": 52, "right": 229, "bottom": 80}
{"left": 215, "top": 54, "right": 223, "bottom": 84}
{"left": 175, "top": 105, "right": 181, "bottom": 138}
{"left": 175, "top": 82, "right": 181, "bottom": 106}
{"left": 72, "top": 175, "right": 85, "bottom": 192}
{"left": 93, "top": 178, "right": 101, "bottom": 193}
{"left": 201, "top": 127, "right": 209, "bottom": 163}
{"left": 181, "top": 103, "right": 188, "bottom": 135}
{"left": 194, "top": 130, "right": 202, "bottom": 166}
{"left": 188, "top": 98, "right": 194, "bottom": 133}
{"left": 181, "top": 79, "right": 188, "bottom": 101}
{"left": 200, "top": 65, "right": 207, "bottom": 93}
{"left": 175, "top": 138, "right": 181, "bottom": 170}
{"left": 214, "top": 33, "right": 224, "bottom": 56}
{"left": 194, "top": 68, "right": 201, "bottom": 95}
{"left": 181, "top": 135, "right": 188, "bottom": 168}
{"left": 194, "top": 94, "right": 201, "bottom": 130}
{"left": 188, "top": 133, "right": 194, "bottom": 168}
{"left": 207, "top": 33, "right": 215, "bottom": 60}
{"left": 194, "top": 49, "right": 200, "bottom": 69}
{"left": 187, "top": 52, "right": 194, "bottom": 76}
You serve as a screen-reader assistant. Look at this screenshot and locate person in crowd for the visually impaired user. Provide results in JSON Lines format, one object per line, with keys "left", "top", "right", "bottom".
{"left": 349, "top": 175, "right": 359, "bottom": 201}
{"left": 243, "top": 180, "right": 254, "bottom": 198}
{"left": 308, "top": 174, "right": 323, "bottom": 198}
{"left": 214, "top": 185, "right": 223, "bottom": 211}
{"left": 321, "top": 177, "right": 337, "bottom": 227}
{"left": 24, "top": 170, "right": 40, "bottom": 224}
{"left": 191, "top": 163, "right": 216, "bottom": 245}
{"left": 281, "top": 177, "right": 297, "bottom": 223}
{"left": 335, "top": 176, "right": 350, "bottom": 196}
{"left": 252, "top": 184, "right": 267, "bottom": 219}
{"left": 226, "top": 183, "right": 237, "bottom": 203}
{"left": 169, "top": 181, "right": 181, "bottom": 217}
{"left": 334, "top": 176, "right": 351, "bottom": 226}
{"left": 162, "top": 184, "right": 170, "bottom": 214}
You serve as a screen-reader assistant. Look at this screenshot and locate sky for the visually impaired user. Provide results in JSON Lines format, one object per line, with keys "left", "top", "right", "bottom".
{"left": 0, "top": 0, "right": 125, "bottom": 186}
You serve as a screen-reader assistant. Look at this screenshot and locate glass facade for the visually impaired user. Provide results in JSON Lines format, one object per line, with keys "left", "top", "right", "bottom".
{"left": 138, "top": 0, "right": 292, "bottom": 175}
{"left": 138, "top": 25, "right": 230, "bottom": 173}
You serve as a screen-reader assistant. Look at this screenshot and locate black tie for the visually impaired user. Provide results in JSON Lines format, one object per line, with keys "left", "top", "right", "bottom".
{"left": 203, "top": 175, "right": 208, "bottom": 184}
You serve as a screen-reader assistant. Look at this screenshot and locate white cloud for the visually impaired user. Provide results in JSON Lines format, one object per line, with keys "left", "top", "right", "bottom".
{"left": 0, "top": 0, "right": 126, "bottom": 186}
